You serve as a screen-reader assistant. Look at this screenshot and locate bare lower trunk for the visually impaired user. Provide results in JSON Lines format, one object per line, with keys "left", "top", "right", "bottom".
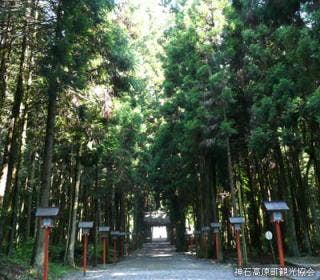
{"left": 6, "top": 152, "right": 23, "bottom": 255}
{"left": 25, "top": 154, "right": 36, "bottom": 239}
{"left": 226, "top": 136, "right": 237, "bottom": 215}
{"left": 237, "top": 173, "right": 248, "bottom": 265}
{"left": 274, "top": 142, "right": 300, "bottom": 256}
{"left": 0, "top": 30, "right": 28, "bottom": 246}
{"left": 93, "top": 166, "right": 100, "bottom": 266}
{"left": 289, "top": 146, "right": 312, "bottom": 254}
{"left": 66, "top": 144, "right": 82, "bottom": 267}
{"left": 33, "top": 88, "right": 57, "bottom": 271}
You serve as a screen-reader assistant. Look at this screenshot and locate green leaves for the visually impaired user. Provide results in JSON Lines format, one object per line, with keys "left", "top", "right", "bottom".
{"left": 220, "top": 120, "right": 237, "bottom": 137}
{"left": 249, "top": 127, "right": 273, "bottom": 157}
{"left": 305, "top": 88, "right": 320, "bottom": 124}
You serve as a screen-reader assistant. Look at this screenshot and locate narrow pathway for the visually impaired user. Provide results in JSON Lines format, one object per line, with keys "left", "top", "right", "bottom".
{"left": 63, "top": 241, "right": 274, "bottom": 280}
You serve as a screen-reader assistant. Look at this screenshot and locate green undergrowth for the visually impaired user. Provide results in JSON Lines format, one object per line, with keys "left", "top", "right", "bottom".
{"left": 0, "top": 254, "right": 77, "bottom": 280}
{"left": 0, "top": 240, "right": 77, "bottom": 280}
{"left": 47, "top": 263, "right": 77, "bottom": 280}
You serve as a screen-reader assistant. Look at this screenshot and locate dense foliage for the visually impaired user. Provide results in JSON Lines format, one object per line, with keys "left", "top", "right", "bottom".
{"left": 152, "top": 0, "right": 320, "bottom": 258}
{"left": 0, "top": 0, "right": 320, "bottom": 277}
{"left": 0, "top": 0, "right": 154, "bottom": 275}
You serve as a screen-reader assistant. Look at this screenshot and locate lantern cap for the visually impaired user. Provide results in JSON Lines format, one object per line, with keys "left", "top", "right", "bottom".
{"left": 263, "top": 201, "right": 289, "bottom": 212}
{"left": 201, "top": 226, "right": 210, "bottom": 232}
{"left": 78, "top": 221, "right": 94, "bottom": 229}
{"left": 210, "top": 222, "right": 222, "bottom": 228}
{"left": 99, "top": 226, "right": 110, "bottom": 232}
{"left": 35, "top": 207, "right": 59, "bottom": 218}
{"left": 229, "top": 216, "right": 245, "bottom": 224}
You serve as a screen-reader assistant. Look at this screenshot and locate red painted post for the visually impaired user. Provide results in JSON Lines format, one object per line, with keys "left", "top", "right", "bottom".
{"left": 113, "top": 238, "right": 117, "bottom": 263}
{"left": 43, "top": 228, "right": 50, "bottom": 280}
{"left": 194, "top": 236, "right": 198, "bottom": 256}
{"left": 35, "top": 207, "right": 59, "bottom": 280}
{"left": 125, "top": 238, "right": 129, "bottom": 256}
{"left": 212, "top": 233, "right": 215, "bottom": 259}
{"left": 195, "top": 236, "right": 198, "bottom": 255}
{"left": 216, "top": 232, "right": 221, "bottom": 261}
{"left": 235, "top": 230, "right": 243, "bottom": 267}
{"left": 83, "top": 235, "right": 88, "bottom": 276}
{"left": 106, "top": 237, "right": 109, "bottom": 263}
{"left": 120, "top": 238, "right": 124, "bottom": 257}
{"left": 102, "top": 238, "right": 106, "bottom": 265}
{"left": 205, "top": 235, "right": 208, "bottom": 258}
{"left": 275, "top": 221, "right": 285, "bottom": 267}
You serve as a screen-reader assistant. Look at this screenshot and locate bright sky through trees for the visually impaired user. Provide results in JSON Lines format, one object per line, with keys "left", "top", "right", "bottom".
{"left": 1, "top": 0, "right": 320, "bottom": 278}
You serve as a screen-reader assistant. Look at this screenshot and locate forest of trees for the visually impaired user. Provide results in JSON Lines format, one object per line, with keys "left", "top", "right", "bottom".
{"left": 155, "top": 0, "right": 320, "bottom": 259}
{"left": 0, "top": 0, "right": 155, "bottom": 276}
{"left": 0, "top": 0, "right": 320, "bottom": 278}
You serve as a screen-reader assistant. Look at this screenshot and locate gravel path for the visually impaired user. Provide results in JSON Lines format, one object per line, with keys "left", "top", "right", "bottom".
{"left": 62, "top": 241, "right": 274, "bottom": 280}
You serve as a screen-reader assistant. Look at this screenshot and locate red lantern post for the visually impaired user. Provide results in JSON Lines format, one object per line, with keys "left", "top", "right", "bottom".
{"left": 111, "top": 231, "right": 119, "bottom": 263}
{"left": 215, "top": 232, "right": 221, "bottom": 260}
{"left": 43, "top": 228, "right": 50, "bottom": 280}
{"left": 205, "top": 236, "right": 208, "bottom": 258}
{"left": 263, "top": 201, "right": 289, "bottom": 268}
{"left": 235, "top": 229, "right": 243, "bottom": 267}
{"left": 35, "top": 207, "right": 59, "bottom": 280}
{"left": 275, "top": 221, "right": 285, "bottom": 267}
{"left": 99, "top": 226, "right": 110, "bottom": 265}
{"left": 114, "top": 239, "right": 117, "bottom": 262}
{"left": 78, "top": 221, "right": 94, "bottom": 276}
{"left": 120, "top": 233, "right": 124, "bottom": 257}
{"left": 210, "top": 222, "right": 222, "bottom": 261}
{"left": 229, "top": 217, "right": 245, "bottom": 268}
{"left": 102, "top": 237, "right": 106, "bottom": 264}
{"left": 83, "top": 234, "right": 88, "bottom": 275}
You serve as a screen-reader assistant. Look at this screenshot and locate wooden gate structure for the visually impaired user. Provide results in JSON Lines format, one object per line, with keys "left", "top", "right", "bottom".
{"left": 144, "top": 211, "right": 170, "bottom": 242}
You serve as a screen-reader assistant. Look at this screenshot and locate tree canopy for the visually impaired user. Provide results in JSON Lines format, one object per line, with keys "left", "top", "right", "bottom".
{"left": 0, "top": 0, "right": 320, "bottom": 278}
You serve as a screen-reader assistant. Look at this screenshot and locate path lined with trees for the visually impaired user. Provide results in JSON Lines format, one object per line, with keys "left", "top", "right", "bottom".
{"left": 0, "top": 0, "right": 320, "bottom": 279}
{"left": 63, "top": 241, "right": 268, "bottom": 280}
